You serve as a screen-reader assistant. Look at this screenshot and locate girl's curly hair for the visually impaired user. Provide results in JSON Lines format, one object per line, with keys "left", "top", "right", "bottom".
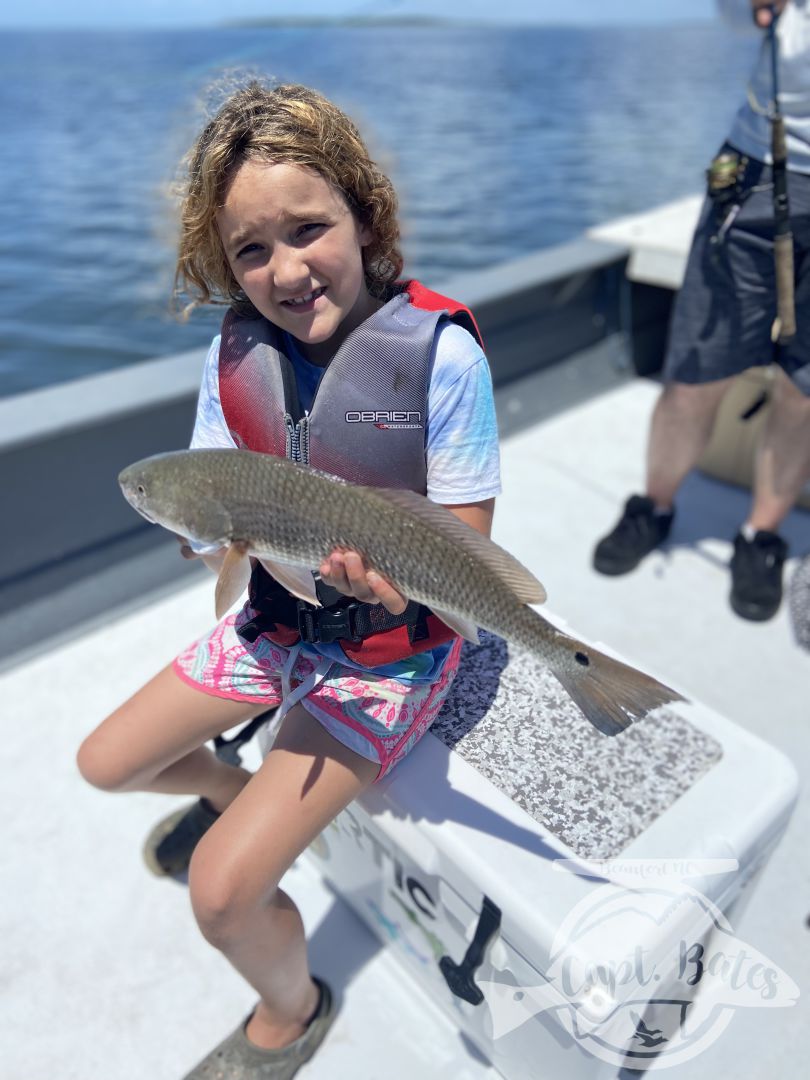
{"left": 174, "top": 80, "right": 402, "bottom": 317}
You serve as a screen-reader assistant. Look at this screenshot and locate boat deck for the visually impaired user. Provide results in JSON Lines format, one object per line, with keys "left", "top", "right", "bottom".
{"left": 3, "top": 344, "right": 808, "bottom": 1079}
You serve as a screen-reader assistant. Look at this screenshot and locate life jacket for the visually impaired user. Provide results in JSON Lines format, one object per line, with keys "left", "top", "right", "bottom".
{"left": 218, "top": 280, "right": 484, "bottom": 668}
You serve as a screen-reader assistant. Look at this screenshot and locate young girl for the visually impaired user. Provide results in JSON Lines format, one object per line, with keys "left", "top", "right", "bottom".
{"left": 77, "top": 80, "right": 501, "bottom": 1079}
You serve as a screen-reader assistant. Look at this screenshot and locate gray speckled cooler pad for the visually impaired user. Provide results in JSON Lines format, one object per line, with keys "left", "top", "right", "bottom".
{"left": 432, "top": 633, "right": 723, "bottom": 860}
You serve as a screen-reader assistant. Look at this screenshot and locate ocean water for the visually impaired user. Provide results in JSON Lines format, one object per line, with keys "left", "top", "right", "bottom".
{"left": 0, "top": 22, "right": 758, "bottom": 396}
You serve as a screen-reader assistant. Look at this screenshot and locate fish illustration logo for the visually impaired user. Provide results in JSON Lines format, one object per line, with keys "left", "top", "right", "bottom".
{"left": 478, "top": 862, "right": 798, "bottom": 1070}
{"left": 630, "top": 1014, "right": 669, "bottom": 1048}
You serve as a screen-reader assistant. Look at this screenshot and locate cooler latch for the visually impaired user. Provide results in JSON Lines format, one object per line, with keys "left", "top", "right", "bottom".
{"left": 439, "top": 894, "right": 502, "bottom": 1005}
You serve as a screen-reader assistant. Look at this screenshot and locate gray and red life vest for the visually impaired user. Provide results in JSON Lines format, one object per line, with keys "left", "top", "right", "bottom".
{"left": 218, "top": 280, "right": 483, "bottom": 668}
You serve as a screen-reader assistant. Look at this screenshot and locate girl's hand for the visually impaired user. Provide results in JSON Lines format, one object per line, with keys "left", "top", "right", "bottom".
{"left": 319, "top": 550, "right": 408, "bottom": 615}
{"left": 174, "top": 533, "right": 198, "bottom": 561}
{"left": 173, "top": 534, "right": 227, "bottom": 574}
{"left": 751, "top": 0, "right": 787, "bottom": 27}
{"left": 317, "top": 501, "right": 494, "bottom": 617}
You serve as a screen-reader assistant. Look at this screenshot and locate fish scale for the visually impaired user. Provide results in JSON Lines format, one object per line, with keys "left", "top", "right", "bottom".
{"left": 119, "top": 448, "right": 686, "bottom": 736}
{"left": 225, "top": 459, "right": 491, "bottom": 619}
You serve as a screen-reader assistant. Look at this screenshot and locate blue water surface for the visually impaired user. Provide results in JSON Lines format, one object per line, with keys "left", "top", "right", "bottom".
{"left": 0, "top": 23, "right": 757, "bottom": 395}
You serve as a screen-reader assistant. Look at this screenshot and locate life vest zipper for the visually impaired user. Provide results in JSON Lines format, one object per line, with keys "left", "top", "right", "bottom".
{"left": 284, "top": 412, "right": 310, "bottom": 464}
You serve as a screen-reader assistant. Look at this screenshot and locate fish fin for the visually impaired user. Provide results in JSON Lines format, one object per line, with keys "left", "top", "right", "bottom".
{"left": 431, "top": 606, "right": 481, "bottom": 645}
{"left": 258, "top": 558, "right": 321, "bottom": 607}
{"left": 215, "top": 542, "right": 252, "bottom": 619}
{"left": 551, "top": 639, "right": 687, "bottom": 736}
{"left": 375, "top": 487, "right": 546, "bottom": 604}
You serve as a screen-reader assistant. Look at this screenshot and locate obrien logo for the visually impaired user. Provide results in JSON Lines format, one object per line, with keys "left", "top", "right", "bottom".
{"left": 345, "top": 410, "right": 423, "bottom": 430}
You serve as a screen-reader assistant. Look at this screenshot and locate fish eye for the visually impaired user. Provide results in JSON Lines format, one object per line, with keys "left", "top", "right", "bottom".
{"left": 137, "top": 484, "right": 146, "bottom": 495}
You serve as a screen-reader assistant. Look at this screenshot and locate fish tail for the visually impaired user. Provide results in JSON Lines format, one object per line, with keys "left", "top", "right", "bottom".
{"left": 550, "top": 638, "right": 686, "bottom": 736}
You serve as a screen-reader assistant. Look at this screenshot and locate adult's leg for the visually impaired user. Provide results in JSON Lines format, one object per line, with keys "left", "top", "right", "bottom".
{"left": 187, "top": 701, "right": 379, "bottom": 1050}
{"left": 726, "top": 368, "right": 810, "bottom": 620}
{"left": 645, "top": 377, "right": 735, "bottom": 509}
{"left": 593, "top": 377, "right": 735, "bottom": 574}
{"left": 747, "top": 368, "right": 810, "bottom": 532}
{"left": 76, "top": 664, "right": 265, "bottom": 811}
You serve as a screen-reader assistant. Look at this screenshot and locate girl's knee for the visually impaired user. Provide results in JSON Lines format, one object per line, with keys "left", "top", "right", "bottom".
{"left": 187, "top": 833, "right": 281, "bottom": 948}
{"left": 75, "top": 728, "right": 138, "bottom": 793}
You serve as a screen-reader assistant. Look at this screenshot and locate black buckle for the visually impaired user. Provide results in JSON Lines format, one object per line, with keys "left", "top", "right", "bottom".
{"left": 236, "top": 617, "right": 265, "bottom": 644}
{"left": 297, "top": 601, "right": 363, "bottom": 644}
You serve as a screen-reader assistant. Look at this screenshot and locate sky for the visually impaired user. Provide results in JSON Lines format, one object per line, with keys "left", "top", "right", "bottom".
{"left": 0, "top": 0, "right": 719, "bottom": 30}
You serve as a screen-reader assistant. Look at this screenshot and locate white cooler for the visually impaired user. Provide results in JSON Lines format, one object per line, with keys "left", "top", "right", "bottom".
{"left": 302, "top": 630, "right": 799, "bottom": 1077}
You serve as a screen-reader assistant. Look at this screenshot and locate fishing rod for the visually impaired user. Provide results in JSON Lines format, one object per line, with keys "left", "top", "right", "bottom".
{"left": 766, "top": 4, "right": 796, "bottom": 344}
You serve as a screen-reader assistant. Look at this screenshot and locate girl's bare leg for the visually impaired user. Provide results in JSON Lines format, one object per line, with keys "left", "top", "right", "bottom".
{"left": 76, "top": 664, "right": 266, "bottom": 810}
{"left": 187, "top": 702, "right": 380, "bottom": 1049}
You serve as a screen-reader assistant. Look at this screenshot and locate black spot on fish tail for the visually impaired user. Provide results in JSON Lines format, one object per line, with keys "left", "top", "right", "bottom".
{"left": 552, "top": 640, "right": 686, "bottom": 736}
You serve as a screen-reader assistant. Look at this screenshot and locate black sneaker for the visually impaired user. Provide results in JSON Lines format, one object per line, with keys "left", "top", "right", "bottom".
{"left": 593, "top": 495, "right": 675, "bottom": 575}
{"left": 142, "top": 797, "right": 222, "bottom": 877}
{"left": 730, "top": 530, "right": 788, "bottom": 621}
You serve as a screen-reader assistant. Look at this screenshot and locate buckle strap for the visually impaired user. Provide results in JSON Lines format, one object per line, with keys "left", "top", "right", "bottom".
{"left": 296, "top": 598, "right": 430, "bottom": 645}
{"left": 246, "top": 561, "right": 435, "bottom": 646}
{"left": 297, "top": 601, "right": 364, "bottom": 644}
{"left": 214, "top": 709, "right": 277, "bottom": 765}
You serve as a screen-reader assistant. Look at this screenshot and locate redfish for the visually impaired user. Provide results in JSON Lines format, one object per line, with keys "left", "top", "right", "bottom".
{"left": 119, "top": 448, "right": 684, "bottom": 735}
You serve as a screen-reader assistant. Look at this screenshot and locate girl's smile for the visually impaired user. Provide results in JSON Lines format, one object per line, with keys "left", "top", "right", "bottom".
{"left": 280, "top": 286, "right": 327, "bottom": 311}
{"left": 217, "top": 161, "right": 380, "bottom": 364}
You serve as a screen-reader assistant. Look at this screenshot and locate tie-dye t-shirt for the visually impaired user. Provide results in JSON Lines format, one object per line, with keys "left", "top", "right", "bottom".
{"left": 188, "top": 318, "right": 502, "bottom": 683}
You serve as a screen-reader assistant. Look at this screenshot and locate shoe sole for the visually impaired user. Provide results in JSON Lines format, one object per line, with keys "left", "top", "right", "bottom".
{"left": 730, "top": 594, "right": 781, "bottom": 622}
{"left": 593, "top": 555, "right": 644, "bottom": 575}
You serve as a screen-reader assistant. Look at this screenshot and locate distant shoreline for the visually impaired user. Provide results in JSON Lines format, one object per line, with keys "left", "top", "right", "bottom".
{"left": 0, "top": 18, "right": 718, "bottom": 33}
{"left": 222, "top": 17, "right": 453, "bottom": 29}
{"left": 219, "top": 16, "right": 714, "bottom": 30}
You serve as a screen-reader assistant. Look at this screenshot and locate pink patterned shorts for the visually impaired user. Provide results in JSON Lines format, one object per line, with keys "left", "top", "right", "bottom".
{"left": 173, "top": 613, "right": 462, "bottom": 783}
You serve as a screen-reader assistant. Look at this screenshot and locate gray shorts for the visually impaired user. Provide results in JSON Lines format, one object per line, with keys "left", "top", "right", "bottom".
{"left": 663, "top": 145, "right": 810, "bottom": 396}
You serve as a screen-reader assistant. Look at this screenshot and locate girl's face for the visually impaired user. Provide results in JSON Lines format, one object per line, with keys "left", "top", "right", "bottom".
{"left": 217, "top": 160, "right": 378, "bottom": 364}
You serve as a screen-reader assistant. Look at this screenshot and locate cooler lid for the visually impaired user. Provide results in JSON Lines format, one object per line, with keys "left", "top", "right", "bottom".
{"left": 431, "top": 632, "right": 723, "bottom": 861}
